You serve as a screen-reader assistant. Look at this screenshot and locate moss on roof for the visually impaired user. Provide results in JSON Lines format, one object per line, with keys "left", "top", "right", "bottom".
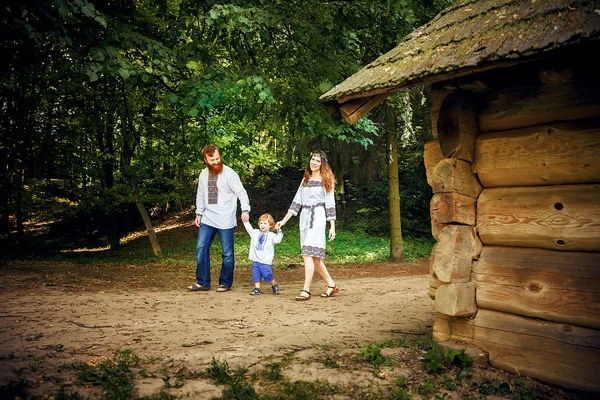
{"left": 321, "top": 0, "right": 600, "bottom": 103}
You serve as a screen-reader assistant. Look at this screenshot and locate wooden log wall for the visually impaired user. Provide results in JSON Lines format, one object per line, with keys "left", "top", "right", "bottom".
{"left": 424, "top": 62, "right": 600, "bottom": 393}
{"left": 426, "top": 85, "right": 482, "bottom": 316}
{"left": 433, "top": 309, "right": 600, "bottom": 392}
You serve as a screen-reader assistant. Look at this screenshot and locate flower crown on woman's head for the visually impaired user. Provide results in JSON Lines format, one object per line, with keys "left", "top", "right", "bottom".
{"left": 312, "top": 152, "right": 328, "bottom": 163}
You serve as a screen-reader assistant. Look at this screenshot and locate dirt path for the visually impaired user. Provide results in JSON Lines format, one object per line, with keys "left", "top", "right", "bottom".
{"left": 0, "top": 261, "right": 439, "bottom": 398}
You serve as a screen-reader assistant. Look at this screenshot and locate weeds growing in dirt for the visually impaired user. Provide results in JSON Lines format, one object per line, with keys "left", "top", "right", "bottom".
{"left": 356, "top": 343, "right": 384, "bottom": 367}
{"left": 0, "top": 335, "right": 585, "bottom": 399}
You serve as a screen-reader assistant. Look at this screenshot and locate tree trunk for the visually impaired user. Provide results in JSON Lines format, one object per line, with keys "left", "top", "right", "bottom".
{"left": 120, "top": 81, "right": 163, "bottom": 258}
{"left": 130, "top": 175, "right": 163, "bottom": 258}
{"left": 121, "top": 152, "right": 162, "bottom": 257}
{"left": 386, "top": 103, "right": 404, "bottom": 262}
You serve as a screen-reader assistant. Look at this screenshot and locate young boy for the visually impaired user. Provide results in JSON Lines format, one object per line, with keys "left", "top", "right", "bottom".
{"left": 243, "top": 213, "right": 283, "bottom": 295}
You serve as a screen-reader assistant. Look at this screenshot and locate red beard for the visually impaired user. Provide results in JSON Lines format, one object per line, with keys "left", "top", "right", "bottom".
{"left": 207, "top": 161, "right": 223, "bottom": 175}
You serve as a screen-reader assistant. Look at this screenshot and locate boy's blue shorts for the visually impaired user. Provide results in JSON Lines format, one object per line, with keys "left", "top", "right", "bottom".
{"left": 252, "top": 261, "right": 274, "bottom": 283}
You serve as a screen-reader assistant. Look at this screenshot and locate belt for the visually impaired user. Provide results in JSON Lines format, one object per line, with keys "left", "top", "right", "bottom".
{"left": 304, "top": 203, "right": 325, "bottom": 229}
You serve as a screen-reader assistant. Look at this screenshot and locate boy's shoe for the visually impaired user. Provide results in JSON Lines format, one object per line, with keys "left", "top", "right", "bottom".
{"left": 250, "top": 288, "right": 261, "bottom": 295}
{"left": 272, "top": 283, "right": 280, "bottom": 295}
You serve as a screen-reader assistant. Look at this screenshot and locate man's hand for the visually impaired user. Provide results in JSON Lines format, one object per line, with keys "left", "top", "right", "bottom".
{"left": 194, "top": 215, "right": 202, "bottom": 227}
{"left": 241, "top": 212, "right": 249, "bottom": 223}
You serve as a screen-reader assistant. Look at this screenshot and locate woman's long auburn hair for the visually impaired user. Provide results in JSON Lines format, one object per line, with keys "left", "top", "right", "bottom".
{"left": 302, "top": 150, "right": 336, "bottom": 193}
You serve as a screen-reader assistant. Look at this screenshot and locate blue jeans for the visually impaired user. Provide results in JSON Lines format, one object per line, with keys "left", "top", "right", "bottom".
{"left": 195, "top": 224, "right": 235, "bottom": 288}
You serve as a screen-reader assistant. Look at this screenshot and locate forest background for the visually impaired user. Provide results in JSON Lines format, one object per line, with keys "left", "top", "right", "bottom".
{"left": 0, "top": 0, "right": 454, "bottom": 262}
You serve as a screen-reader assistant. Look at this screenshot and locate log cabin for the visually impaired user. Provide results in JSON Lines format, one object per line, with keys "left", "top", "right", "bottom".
{"left": 320, "top": 0, "right": 600, "bottom": 393}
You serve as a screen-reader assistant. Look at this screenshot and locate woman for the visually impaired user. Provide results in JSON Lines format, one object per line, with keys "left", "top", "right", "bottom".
{"left": 276, "top": 151, "right": 339, "bottom": 301}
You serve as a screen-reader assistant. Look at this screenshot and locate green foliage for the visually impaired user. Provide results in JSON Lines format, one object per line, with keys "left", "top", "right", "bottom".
{"left": 54, "top": 388, "right": 83, "bottom": 399}
{"left": 356, "top": 344, "right": 384, "bottom": 367}
{"left": 2, "top": 0, "right": 452, "bottom": 261}
{"left": 218, "top": 378, "right": 259, "bottom": 400}
{"left": 423, "top": 342, "right": 445, "bottom": 373}
{"left": 72, "top": 349, "right": 140, "bottom": 399}
{"left": 204, "top": 357, "right": 258, "bottom": 400}
{"left": 402, "top": 236, "right": 435, "bottom": 261}
{"left": 259, "top": 362, "right": 284, "bottom": 382}
{"left": 423, "top": 343, "right": 472, "bottom": 373}
{"left": 323, "top": 353, "right": 342, "bottom": 369}
{"left": 273, "top": 380, "right": 342, "bottom": 400}
{"left": 417, "top": 377, "right": 436, "bottom": 397}
{"left": 444, "top": 347, "right": 472, "bottom": 369}
{"left": 204, "top": 358, "right": 232, "bottom": 385}
{"left": 389, "top": 376, "right": 412, "bottom": 400}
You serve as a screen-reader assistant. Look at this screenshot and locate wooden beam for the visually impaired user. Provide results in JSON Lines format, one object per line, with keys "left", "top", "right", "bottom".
{"left": 473, "top": 119, "right": 600, "bottom": 188}
{"left": 430, "top": 225, "right": 482, "bottom": 283}
{"left": 430, "top": 192, "right": 476, "bottom": 225}
{"left": 435, "top": 282, "right": 477, "bottom": 316}
{"left": 339, "top": 93, "right": 389, "bottom": 125}
{"left": 538, "top": 67, "right": 572, "bottom": 86}
{"left": 429, "top": 257, "right": 445, "bottom": 300}
{"left": 430, "top": 158, "right": 482, "bottom": 197}
{"left": 423, "top": 140, "right": 444, "bottom": 188}
{"left": 433, "top": 309, "right": 600, "bottom": 393}
{"left": 478, "top": 80, "right": 600, "bottom": 133}
{"left": 437, "top": 91, "right": 479, "bottom": 162}
{"left": 430, "top": 219, "right": 446, "bottom": 241}
{"left": 430, "top": 83, "right": 453, "bottom": 140}
{"left": 473, "top": 246, "right": 600, "bottom": 329}
{"left": 477, "top": 184, "right": 600, "bottom": 252}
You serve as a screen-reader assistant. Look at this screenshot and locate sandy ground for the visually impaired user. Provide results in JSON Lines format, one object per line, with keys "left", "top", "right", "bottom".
{"left": 0, "top": 262, "right": 435, "bottom": 398}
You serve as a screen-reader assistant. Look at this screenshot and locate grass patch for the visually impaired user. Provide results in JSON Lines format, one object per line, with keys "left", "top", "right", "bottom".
{"left": 4, "top": 339, "right": 581, "bottom": 400}
{"left": 67, "top": 349, "right": 140, "bottom": 399}
{"left": 36, "top": 219, "right": 433, "bottom": 266}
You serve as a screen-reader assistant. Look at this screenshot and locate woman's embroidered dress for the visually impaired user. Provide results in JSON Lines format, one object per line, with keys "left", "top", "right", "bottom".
{"left": 288, "top": 179, "right": 336, "bottom": 258}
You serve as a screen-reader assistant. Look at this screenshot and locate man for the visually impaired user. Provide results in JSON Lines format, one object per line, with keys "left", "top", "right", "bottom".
{"left": 188, "top": 144, "right": 250, "bottom": 292}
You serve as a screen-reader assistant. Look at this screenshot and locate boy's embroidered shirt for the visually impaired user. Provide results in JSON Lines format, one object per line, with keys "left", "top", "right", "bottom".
{"left": 243, "top": 221, "right": 283, "bottom": 265}
{"left": 256, "top": 232, "right": 267, "bottom": 251}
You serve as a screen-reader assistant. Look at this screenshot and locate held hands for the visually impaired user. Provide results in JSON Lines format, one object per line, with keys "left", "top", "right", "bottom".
{"left": 241, "top": 212, "right": 249, "bottom": 223}
{"left": 275, "top": 220, "right": 285, "bottom": 230}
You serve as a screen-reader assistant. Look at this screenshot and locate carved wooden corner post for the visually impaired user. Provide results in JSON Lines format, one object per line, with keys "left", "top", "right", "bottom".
{"left": 424, "top": 87, "right": 483, "bottom": 318}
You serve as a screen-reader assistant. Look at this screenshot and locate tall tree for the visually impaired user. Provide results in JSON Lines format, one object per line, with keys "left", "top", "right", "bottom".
{"left": 386, "top": 101, "right": 404, "bottom": 261}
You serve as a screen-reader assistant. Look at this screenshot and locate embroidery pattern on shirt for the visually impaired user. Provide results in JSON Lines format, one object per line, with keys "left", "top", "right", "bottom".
{"left": 326, "top": 207, "right": 336, "bottom": 219}
{"left": 256, "top": 232, "right": 267, "bottom": 251}
{"left": 306, "top": 180, "right": 323, "bottom": 188}
{"left": 208, "top": 174, "right": 218, "bottom": 204}
{"left": 289, "top": 201, "right": 301, "bottom": 214}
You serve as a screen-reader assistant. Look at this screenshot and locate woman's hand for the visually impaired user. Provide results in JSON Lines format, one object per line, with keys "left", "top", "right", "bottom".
{"left": 328, "top": 226, "right": 336, "bottom": 241}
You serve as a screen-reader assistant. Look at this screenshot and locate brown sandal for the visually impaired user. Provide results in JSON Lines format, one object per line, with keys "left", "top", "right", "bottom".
{"left": 295, "top": 290, "right": 311, "bottom": 301}
{"left": 321, "top": 285, "right": 339, "bottom": 297}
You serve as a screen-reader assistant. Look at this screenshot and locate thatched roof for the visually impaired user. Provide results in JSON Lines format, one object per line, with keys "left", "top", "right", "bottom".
{"left": 320, "top": 0, "right": 600, "bottom": 122}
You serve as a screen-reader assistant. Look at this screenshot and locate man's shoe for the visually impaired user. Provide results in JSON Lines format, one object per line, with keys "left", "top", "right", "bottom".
{"left": 272, "top": 283, "right": 280, "bottom": 295}
{"left": 188, "top": 283, "right": 210, "bottom": 291}
{"left": 250, "top": 288, "right": 261, "bottom": 295}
